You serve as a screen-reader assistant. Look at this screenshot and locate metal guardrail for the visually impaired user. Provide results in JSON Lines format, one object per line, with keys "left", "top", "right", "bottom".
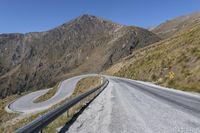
{"left": 15, "top": 78, "right": 109, "bottom": 133}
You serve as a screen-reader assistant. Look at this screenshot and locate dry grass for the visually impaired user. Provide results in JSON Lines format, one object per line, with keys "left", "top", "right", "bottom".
{"left": 0, "top": 91, "right": 32, "bottom": 133}
{"left": 107, "top": 24, "right": 200, "bottom": 93}
{"left": 34, "top": 82, "right": 60, "bottom": 103}
{"left": 0, "top": 95, "right": 19, "bottom": 124}
{"left": 3, "top": 76, "right": 102, "bottom": 133}
{"left": 72, "top": 76, "right": 101, "bottom": 97}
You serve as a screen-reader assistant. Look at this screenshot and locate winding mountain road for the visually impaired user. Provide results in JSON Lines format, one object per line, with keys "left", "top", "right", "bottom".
{"left": 6, "top": 75, "right": 200, "bottom": 132}
{"left": 6, "top": 75, "right": 92, "bottom": 113}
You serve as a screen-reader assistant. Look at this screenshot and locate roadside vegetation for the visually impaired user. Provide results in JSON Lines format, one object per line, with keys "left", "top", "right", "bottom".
{"left": 0, "top": 95, "right": 19, "bottom": 128}
{"left": 2, "top": 76, "right": 102, "bottom": 133}
{"left": 34, "top": 82, "right": 60, "bottom": 103}
{"left": 71, "top": 76, "right": 102, "bottom": 97}
{"left": 0, "top": 91, "right": 32, "bottom": 133}
{"left": 107, "top": 23, "right": 200, "bottom": 93}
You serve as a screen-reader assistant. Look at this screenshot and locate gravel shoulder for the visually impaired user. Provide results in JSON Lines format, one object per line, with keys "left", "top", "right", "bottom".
{"left": 66, "top": 76, "right": 200, "bottom": 133}
{"left": 66, "top": 79, "right": 113, "bottom": 133}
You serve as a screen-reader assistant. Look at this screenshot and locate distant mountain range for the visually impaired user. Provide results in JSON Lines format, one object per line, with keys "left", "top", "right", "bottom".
{"left": 151, "top": 11, "right": 200, "bottom": 38}
{"left": 0, "top": 14, "right": 160, "bottom": 98}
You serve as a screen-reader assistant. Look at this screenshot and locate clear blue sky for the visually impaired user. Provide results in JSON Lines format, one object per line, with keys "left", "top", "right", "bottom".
{"left": 0, "top": 0, "right": 200, "bottom": 33}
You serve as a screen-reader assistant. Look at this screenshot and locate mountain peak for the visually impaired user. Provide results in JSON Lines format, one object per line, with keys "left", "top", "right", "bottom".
{"left": 79, "top": 14, "right": 96, "bottom": 18}
{"left": 58, "top": 14, "right": 121, "bottom": 32}
{"left": 76, "top": 14, "right": 106, "bottom": 22}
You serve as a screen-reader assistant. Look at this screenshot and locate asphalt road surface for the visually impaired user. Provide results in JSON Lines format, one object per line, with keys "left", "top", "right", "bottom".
{"left": 65, "top": 76, "right": 200, "bottom": 133}
{"left": 6, "top": 75, "right": 200, "bottom": 132}
{"left": 6, "top": 75, "right": 92, "bottom": 113}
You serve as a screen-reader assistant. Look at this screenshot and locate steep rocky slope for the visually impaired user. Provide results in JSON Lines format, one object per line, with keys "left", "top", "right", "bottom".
{"left": 152, "top": 11, "right": 200, "bottom": 38}
{"left": 0, "top": 15, "right": 160, "bottom": 98}
{"left": 106, "top": 23, "right": 200, "bottom": 93}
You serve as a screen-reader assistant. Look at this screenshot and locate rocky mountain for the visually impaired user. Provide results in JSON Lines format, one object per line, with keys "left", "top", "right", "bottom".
{"left": 0, "top": 15, "right": 160, "bottom": 98}
{"left": 151, "top": 11, "right": 200, "bottom": 38}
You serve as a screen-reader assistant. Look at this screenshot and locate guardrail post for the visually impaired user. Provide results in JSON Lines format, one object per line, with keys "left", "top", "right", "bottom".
{"left": 40, "top": 115, "right": 43, "bottom": 133}
{"left": 67, "top": 109, "right": 69, "bottom": 117}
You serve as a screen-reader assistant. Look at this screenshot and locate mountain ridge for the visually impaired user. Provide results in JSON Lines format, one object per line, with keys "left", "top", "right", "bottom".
{"left": 0, "top": 14, "right": 160, "bottom": 98}
{"left": 152, "top": 11, "right": 200, "bottom": 38}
